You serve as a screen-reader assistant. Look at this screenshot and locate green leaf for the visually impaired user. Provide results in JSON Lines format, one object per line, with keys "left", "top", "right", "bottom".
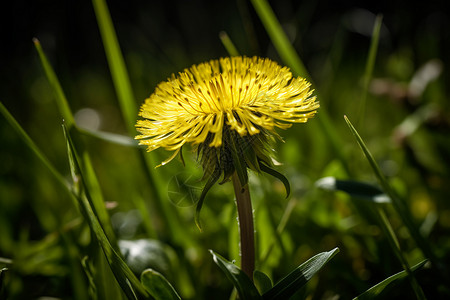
{"left": 263, "top": 248, "right": 339, "bottom": 300}
{"left": 62, "top": 124, "right": 149, "bottom": 299}
{"left": 254, "top": 270, "right": 273, "bottom": 295}
{"left": 141, "top": 269, "right": 181, "bottom": 300}
{"left": 353, "top": 260, "right": 428, "bottom": 300}
{"left": 209, "top": 250, "right": 261, "bottom": 300}
{"left": 316, "top": 177, "right": 390, "bottom": 203}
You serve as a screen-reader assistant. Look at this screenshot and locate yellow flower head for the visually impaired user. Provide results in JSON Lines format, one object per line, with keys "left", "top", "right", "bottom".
{"left": 136, "top": 56, "right": 318, "bottom": 190}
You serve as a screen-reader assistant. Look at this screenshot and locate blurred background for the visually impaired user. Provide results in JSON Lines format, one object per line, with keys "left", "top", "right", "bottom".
{"left": 1, "top": 0, "right": 449, "bottom": 299}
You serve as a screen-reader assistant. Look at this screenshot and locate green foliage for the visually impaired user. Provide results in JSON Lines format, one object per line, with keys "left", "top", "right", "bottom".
{"left": 141, "top": 269, "right": 181, "bottom": 300}
{"left": 1, "top": 0, "right": 449, "bottom": 299}
{"left": 262, "top": 248, "right": 339, "bottom": 300}
{"left": 62, "top": 124, "right": 149, "bottom": 299}
{"left": 353, "top": 260, "right": 428, "bottom": 300}
{"left": 210, "top": 250, "right": 261, "bottom": 299}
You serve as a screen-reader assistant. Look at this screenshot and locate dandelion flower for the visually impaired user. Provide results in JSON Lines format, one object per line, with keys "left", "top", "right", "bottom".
{"left": 136, "top": 56, "right": 318, "bottom": 222}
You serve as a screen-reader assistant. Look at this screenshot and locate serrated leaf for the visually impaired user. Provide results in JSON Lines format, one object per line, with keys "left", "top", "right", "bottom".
{"left": 254, "top": 270, "right": 273, "bottom": 295}
{"left": 141, "top": 269, "right": 180, "bottom": 300}
{"left": 316, "top": 177, "right": 390, "bottom": 203}
{"left": 353, "top": 260, "right": 428, "bottom": 300}
{"left": 263, "top": 247, "right": 339, "bottom": 300}
{"left": 210, "top": 250, "right": 261, "bottom": 300}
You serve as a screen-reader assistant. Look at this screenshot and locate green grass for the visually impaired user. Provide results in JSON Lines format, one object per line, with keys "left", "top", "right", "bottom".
{"left": 1, "top": 0, "right": 449, "bottom": 299}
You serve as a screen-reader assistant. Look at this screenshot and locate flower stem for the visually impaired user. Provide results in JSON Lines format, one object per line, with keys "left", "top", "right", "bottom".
{"left": 232, "top": 172, "right": 255, "bottom": 280}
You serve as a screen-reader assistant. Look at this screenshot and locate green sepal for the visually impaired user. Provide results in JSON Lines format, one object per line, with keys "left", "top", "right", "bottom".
{"left": 178, "top": 146, "right": 185, "bottom": 167}
{"left": 259, "top": 161, "right": 290, "bottom": 198}
{"left": 195, "top": 168, "right": 221, "bottom": 230}
{"left": 229, "top": 133, "right": 249, "bottom": 187}
{"left": 243, "top": 139, "right": 261, "bottom": 173}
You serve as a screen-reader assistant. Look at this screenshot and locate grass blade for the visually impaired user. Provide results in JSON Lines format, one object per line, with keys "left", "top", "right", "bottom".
{"left": 359, "top": 14, "right": 383, "bottom": 129}
{"left": 209, "top": 250, "right": 262, "bottom": 300}
{"left": 34, "top": 39, "right": 116, "bottom": 244}
{"left": 263, "top": 248, "right": 339, "bottom": 300}
{"left": 249, "top": 0, "right": 308, "bottom": 79}
{"left": 0, "top": 102, "right": 67, "bottom": 189}
{"left": 344, "top": 115, "right": 428, "bottom": 300}
{"left": 33, "top": 38, "right": 75, "bottom": 128}
{"left": 353, "top": 260, "right": 428, "bottom": 300}
{"left": 141, "top": 269, "right": 181, "bottom": 300}
{"left": 344, "top": 115, "right": 436, "bottom": 261}
{"left": 249, "top": 0, "right": 351, "bottom": 177}
{"left": 63, "top": 124, "right": 149, "bottom": 299}
{"left": 219, "top": 31, "right": 240, "bottom": 56}
{"left": 91, "top": 0, "right": 137, "bottom": 134}
{"left": 92, "top": 0, "right": 191, "bottom": 246}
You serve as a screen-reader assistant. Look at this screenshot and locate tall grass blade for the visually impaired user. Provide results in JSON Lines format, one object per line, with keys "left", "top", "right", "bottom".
{"left": 353, "top": 260, "right": 428, "bottom": 300}
{"left": 249, "top": 0, "right": 351, "bottom": 177}
{"left": 34, "top": 39, "right": 116, "bottom": 244}
{"left": 92, "top": 0, "right": 190, "bottom": 245}
{"left": 219, "top": 31, "right": 240, "bottom": 56}
{"left": 0, "top": 102, "right": 67, "bottom": 189}
{"left": 358, "top": 14, "right": 383, "bottom": 129}
{"left": 90, "top": 0, "right": 137, "bottom": 134}
{"left": 33, "top": 39, "right": 75, "bottom": 128}
{"left": 344, "top": 116, "right": 428, "bottom": 300}
{"left": 62, "top": 124, "right": 149, "bottom": 299}
{"left": 249, "top": 0, "right": 308, "bottom": 79}
{"left": 344, "top": 115, "right": 436, "bottom": 261}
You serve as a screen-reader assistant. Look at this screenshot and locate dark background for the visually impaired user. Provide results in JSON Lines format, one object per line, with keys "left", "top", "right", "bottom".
{"left": 1, "top": 0, "right": 448, "bottom": 121}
